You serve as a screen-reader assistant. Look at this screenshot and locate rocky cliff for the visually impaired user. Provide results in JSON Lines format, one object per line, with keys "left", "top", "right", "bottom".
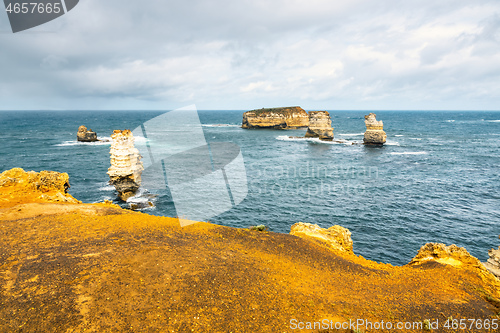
{"left": 77, "top": 125, "right": 98, "bottom": 142}
{"left": 242, "top": 106, "right": 309, "bottom": 129}
{"left": 290, "top": 222, "right": 352, "bottom": 253}
{"left": 107, "top": 130, "right": 143, "bottom": 201}
{"left": 363, "top": 113, "right": 387, "bottom": 145}
{"left": 1, "top": 172, "right": 500, "bottom": 332}
{"left": 304, "top": 111, "right": 334, "bottom": 140}
{"left": 408, "top": 243, "right": 487, "bottom": 269}
{"left": 0, "top": 168, "right": 80, "bottom": 207}
{"left": 484, "top": 236, "right": 500, "bottom": 278}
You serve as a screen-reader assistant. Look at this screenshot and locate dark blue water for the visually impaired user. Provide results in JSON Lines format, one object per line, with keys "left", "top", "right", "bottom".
{"left": 0, "top": 110, "right": 499, "bottom": 265}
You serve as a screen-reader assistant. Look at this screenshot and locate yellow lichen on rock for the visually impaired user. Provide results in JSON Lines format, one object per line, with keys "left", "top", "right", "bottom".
{"left": 0, "top": 168, "right": 80, "bottom": 208}
{"left": 2, "top": 168, "right": 500, "bottom": 332}
{"left": 409, "top": 243, "right": 485, "bottom": 268}
{"left": 241, "top": 107, "right": 309, "bottom": 129}
{"left": 290, "top": 222, "right": 353, "bottom": 253}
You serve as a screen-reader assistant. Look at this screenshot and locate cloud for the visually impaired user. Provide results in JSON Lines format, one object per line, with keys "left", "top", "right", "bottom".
{"left": 0, "top": 0, "right": 499, "bottom": 110}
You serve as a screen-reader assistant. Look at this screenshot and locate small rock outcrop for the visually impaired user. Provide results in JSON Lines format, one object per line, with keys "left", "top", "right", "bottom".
{"left": 408, "top": 243, "right": 485, "bottom": 268}
{"left": 363, "top": 113, "right": 387, "bottom": 145}
{"left": 305, "top": 111, "right": 334, "bottom": 141}
{"left": 107, "top": 130, "right": 143, "bottom": 201}
{"left": 242, "top": 107, "right": 309, "bottom": 129}
{"left": 484, "top": 236, "right": 500, "bottom": 278}
{"left": 290, "top": 222, "right": 353, "bottom": 253}
{"left": 0, "top": 168, "right": 80, "bottom": 204}
{"left": 77, "top": 125, "right": 98, "bottom": 142}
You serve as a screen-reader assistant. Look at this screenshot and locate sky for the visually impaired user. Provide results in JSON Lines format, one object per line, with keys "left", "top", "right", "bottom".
{"left": 1, "top": 0, "right": 500, "bottom": 111}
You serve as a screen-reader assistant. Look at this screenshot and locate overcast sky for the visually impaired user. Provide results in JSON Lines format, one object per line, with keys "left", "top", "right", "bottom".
{"left": 1, "top": 0, "right": 500, "bottom": 110}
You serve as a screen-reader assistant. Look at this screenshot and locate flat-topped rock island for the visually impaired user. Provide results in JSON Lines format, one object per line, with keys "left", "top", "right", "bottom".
{"left": 241, "top": 106, "right": 309, "bottom": 129}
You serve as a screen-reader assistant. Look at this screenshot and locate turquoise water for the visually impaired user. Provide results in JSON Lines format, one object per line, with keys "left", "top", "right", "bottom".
{"left": 0, "top": 110, "right": 499, "bottom": 265}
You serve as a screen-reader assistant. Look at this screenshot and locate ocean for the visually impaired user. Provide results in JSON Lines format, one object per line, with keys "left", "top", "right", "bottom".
{"left": 0, "top": 110, "right": 499, "bottom": 266}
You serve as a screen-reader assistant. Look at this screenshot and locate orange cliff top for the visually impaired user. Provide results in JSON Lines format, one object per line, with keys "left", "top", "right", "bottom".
{"left": 0, "top": 168, "right": 499, "bottom": 332}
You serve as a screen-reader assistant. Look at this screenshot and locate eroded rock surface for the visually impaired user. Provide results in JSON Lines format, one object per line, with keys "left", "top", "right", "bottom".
{"left": 484, "top": 237, "right": 500, "bottom": 278}
{"left": 363, "top": 113, "right": 387, "bottom": 145}
{"left": 290, "top": 222, "right": 353, "bottom": 253}
{"left": 408, "top": 243, "right": 485, "bottom": 269}
{"left": 107, "top": 130, "right": 143, "bottom": 201}
{"left": 305, "top": 111, "right": 334, "bottom": 140}
{"left": 0, "top": 168, "right": 80, "bottom": 205}
{"left": 242, "top": 107, "right": 309, "bottom": 129}
{"left": 77, "top": 125, "right": 98, "bottom": 142}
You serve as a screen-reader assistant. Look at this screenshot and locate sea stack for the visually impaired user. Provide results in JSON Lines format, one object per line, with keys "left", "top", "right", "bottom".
{"left": 242, "top": 106, "right": 309, "bottom": 129}
{"left": 484, "top": 236, "right": 500, "bottom": 278}
{"left": 305, "top": 111, "right": 334, "bottom": 141}
{"left": 77, "top": 125, "right": 98, "bottom": 142}
{"left": 363, "top": 113, "right": 387, "bottom": 145}
{"left": 107, "top": 130, "right": 143, "bottom": 201}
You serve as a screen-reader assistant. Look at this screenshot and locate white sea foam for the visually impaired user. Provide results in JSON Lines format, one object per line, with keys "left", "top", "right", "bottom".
{"left": 390, "top": 151, "right": 428, "bottom": 155}
{"left": 276, "top": 135, "right": 362, "bottom": 145}
{"left": 134, "top": 136, "right": 149, "bottom": 143}
{"left": 487, "top": 120, "right": 500, "bottom": 123}
{"left": 126, "top": 189, "right": 157, "bottom": 210}
{"left": 202, "top": 124, "right": 240, "bottom": 127}
{"left": 277, "top": 135, "right": 396, "bottom": 146}
{"left": 54, "top": 137, "right": 112, "bottom": 147}
{"left": 98, "top": 185, "right": 115, "bottom": 191}
{"left": 446, "top": 120, "right": 455, "bottom": 123}
{"left": 127, "top": 196, "right": 150, "bottom": 204}
{"left": 394, "top": 135, "right": 404, "bottom": 137}
{"left": 337, "top": 133, "right": 364, "bottom": 136}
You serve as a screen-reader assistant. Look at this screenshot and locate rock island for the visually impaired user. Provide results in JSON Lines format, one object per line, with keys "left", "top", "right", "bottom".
{"left": 242, "top": 106, "right": 309, "bottom": 129}
{"left": 305, "top": 111, "right": 334, "bottom": 141}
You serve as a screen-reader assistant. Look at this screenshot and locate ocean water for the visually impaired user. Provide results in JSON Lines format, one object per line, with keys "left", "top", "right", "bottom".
{"left": 0, "top": 110, "right": 499, "bottom": 266}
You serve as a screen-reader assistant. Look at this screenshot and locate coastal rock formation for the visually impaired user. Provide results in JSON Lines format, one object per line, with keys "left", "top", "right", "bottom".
{"left": 242, "top": 106, "right": 309, "bottom": 129}
{"left": 305, "top": 111, "right": 334, "bottom": 140}
{"left": 107, "top": 130, "right": 143, "bottom": 201}
{"left": 484, "top": 237, "right": 500, "bottom": 278}
{"left": 290, "top": 222, "right": 353, "bottom": 253}
{"left": 363, "top": 113, "right": 387, "bottom": 145}
{"left": 77, "top": 125, "right": 98, "bottom": 142}
{"left": 0, "top": 168, "right": 80, "bottom": 205}
{"left": 408, "top": 243, "right": 486, "bottom": 269}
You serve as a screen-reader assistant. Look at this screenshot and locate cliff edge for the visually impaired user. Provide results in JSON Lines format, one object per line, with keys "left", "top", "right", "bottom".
{"left": 242, "top": 106, "right": 309, "bottom": 129}
{"left": 1, "top": 168, "right": 499, "bottom": 333}
{"left": 484, "top": 236, "right": 500, "bottom": 278}
{"left": 0, "top": 168, "right": 80, "bottom": 208}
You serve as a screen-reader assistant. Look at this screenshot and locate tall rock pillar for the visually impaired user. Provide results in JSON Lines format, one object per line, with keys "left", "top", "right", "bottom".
{"left": 363, "top": 113, "right": 387, "bottom": 145}
{"left": 305, "top": 111, "right": 334, "bottom": 141}
{"left": 107, "top": 130, "right": 143, "bottom": 201}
